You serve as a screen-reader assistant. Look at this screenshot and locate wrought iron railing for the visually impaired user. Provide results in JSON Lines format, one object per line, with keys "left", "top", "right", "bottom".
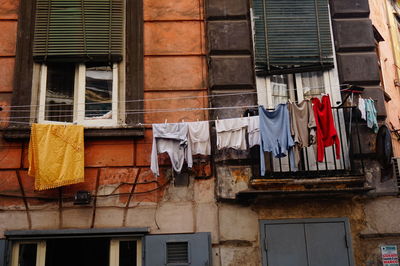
{"left": 253, "top": 106, "right": 365, "bottom": 179}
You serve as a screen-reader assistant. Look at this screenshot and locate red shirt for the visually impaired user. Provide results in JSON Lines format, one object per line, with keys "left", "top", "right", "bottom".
{"left": 312, "top": 95, "right": 340, "bottom": 162}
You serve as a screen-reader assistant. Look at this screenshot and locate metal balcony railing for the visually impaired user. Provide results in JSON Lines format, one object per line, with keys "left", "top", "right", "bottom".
{"left": 252, "top": 106, "right": 365, "bottom": 179}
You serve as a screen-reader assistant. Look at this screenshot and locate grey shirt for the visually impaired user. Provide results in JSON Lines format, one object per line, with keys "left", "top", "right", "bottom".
{"left": 151, "top": 123, "right": 193, "bottom": 176}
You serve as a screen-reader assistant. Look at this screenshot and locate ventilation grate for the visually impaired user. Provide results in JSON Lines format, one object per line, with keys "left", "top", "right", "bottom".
{"left": 166, "top": 242, "right": 189, "bottom": 264}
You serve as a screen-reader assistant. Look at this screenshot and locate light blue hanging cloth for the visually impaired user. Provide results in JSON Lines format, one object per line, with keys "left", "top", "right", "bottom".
{"left": 365, "top": 99, "right": 378, "bottom": 133}
{"left": 259, "top": 104, "right": 295, "bottom": 176}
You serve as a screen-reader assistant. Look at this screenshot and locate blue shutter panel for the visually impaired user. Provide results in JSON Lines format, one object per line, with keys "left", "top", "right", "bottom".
{"left": 305, "top": 222, "right": 351, "bottom": 266}
{"left": 262, "top": 220, "right": 354, "bottom": 266}
{"left": 264, "top": 224, "right": 308, "bottom": 266}
{"left": 144, "top": 233, "right": 211, "bottom": 266}
{"left": 253, "top": 0, "right": 334, "bottom": 75}
{"left": 0, "top": 239, "right": 8, "bottom": 266}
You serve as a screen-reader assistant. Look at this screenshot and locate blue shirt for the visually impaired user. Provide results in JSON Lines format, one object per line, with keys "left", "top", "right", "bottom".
{"left": 259, "top": 104, "right": 295, "bottom": 176}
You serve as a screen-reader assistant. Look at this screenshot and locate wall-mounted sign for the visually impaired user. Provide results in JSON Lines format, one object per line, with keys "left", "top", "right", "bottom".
{"left": 381, "top": 245, "right": 399, "bottom": 266}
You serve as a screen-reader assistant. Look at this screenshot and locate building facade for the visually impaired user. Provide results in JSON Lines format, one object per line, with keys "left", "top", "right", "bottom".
{"left": 0, "top": 0, "right": 400, "bottom": 265}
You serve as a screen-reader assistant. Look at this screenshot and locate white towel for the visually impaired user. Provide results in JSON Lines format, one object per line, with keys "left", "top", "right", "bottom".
{"left": 247, "top": 116, "right": 260, "bottom": 148}
{"left": 215, "top": 117, "right": 248, "bottom": 150}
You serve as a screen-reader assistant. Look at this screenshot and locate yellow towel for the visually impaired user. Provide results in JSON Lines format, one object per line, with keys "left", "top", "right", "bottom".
{"left": 28, "top": 124, "right": 85, "bottom": 191}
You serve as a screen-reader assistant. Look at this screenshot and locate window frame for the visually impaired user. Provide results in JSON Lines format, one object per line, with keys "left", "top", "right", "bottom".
{"left": 37, "top": 63, "right": 120, "bottom": 127}
{"left": 110, "top": 238, "right": 142, "bottom": 266}
{"left": 10, "top": 241, "right": 46, "bottom": 266}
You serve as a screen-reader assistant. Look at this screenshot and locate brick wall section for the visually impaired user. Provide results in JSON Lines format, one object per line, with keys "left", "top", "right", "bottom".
{"left": 0, "top": 0, "right": 208, "bottom": 213}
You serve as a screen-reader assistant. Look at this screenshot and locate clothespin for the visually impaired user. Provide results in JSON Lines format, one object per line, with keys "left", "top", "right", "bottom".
{"left": 216, "top": 116, "right": 219, "bottom": 121}
{"left": 182, "top": 119, "right": 185, "bottom": 123}
{"left": 164, "top": 119, "right": 168, "bottom": 124}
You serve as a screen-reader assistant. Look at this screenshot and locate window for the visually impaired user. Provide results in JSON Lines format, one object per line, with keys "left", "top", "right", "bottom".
{"left": 5, "top": 233, "right": 211, "bottom": 266}
{"left": 251, "top": 0, "right": 339, "bottom": 107}
{"left": 8, "top": 0, "right": 143, "bottom": 131}
{"left": 251, "top": 0, "right": 350, "bottom": 175}
{"left": 32, "top": 0, "right": 123, "bottom": 127}
{"left": 10, "top": 238, "right": 142, "bottom": 266}
{"left": 260, "top": 218, "right": 355, "bottom": 266}
{"left": 38, "top": 63, "right": 119, "bottom": 126}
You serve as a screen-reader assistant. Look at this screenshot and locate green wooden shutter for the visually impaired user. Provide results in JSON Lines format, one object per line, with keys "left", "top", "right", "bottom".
{"left": 33, "top": 0, "right": 123, "bottom": 63}
{"left": 253, "top": 0, "right": 334, "bottom": 75}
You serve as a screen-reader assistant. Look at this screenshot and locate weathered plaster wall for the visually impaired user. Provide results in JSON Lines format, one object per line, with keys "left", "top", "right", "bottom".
{"left": 255, "top": 198, "right": 366, "bottom": 265}
{"left": 369, "top": 0, "right": 400, "bottom": 156}
{"left": 0, "top": 0, "right": 211, "bottom": 237}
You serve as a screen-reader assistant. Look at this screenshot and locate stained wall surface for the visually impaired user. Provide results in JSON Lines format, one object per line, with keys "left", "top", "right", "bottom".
{"left": 369, "top": 0, "right": 400, "bottom": 156}
{"left": 0, "top": 1, "right": 400, "bottom": 266}
{"left": 0, "top": 0, "right": 210, "bottom": 234}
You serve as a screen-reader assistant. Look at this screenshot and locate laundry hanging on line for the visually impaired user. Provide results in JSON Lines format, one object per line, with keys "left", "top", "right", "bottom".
{"left": 28, "top": 123, "right": 85, "bottom": 191}
{"left": 288, "top": 100, "right": 316, "bottom": 168}
{"left": 312, "top": 95, "right": 341, "bottom": 162}
{"left": 149, "top": 95, "right": 342, "bottom": 176}
{"left": 358, "top": 97, "right": 378, "bottom": 133}
{"left": 259, "top": 104, "right": 296, "bottom": 175}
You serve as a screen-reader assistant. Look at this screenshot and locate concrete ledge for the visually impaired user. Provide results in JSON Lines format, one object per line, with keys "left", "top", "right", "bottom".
{"left": 236, "top": 187, "right": 372, "bottom": 201}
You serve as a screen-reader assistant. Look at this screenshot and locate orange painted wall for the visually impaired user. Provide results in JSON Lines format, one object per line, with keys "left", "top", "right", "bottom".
{"left": 0, "top": 0, "right": 207, "bottom": 208}
{"left": 369, "top": 0, "right": 400, "bottom": 156}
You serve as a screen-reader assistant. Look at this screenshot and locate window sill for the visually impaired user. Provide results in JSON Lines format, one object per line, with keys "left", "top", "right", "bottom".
{"left": 2, "top": 125, "right": 145, "bottom": 141}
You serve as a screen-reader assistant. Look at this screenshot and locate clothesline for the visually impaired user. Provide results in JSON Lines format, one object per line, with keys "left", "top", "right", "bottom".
{"left": 2, "top": 83, "right": 354, "bottom": 110}
{"left": 1, "top": 93, "right": 356, "bottom": 115}
{"left": 150, "top": 96, "right": 342, "bottom": 177}
{"left": 0, "top": 96, "right": 365, "bottom": 125}
{"left": 3, "top": 91, "right": 258, "bottom": 109}
{"left": 0, "top": 105, "right": 259, "bottom": 120}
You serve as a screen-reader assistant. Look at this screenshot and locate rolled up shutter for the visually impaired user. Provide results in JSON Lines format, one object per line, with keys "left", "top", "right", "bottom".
{"left": 253, "top": 0, "right": 334, "bottom": 75}
{"left": 33, "top": 0, "right": 123, "bottom": 63}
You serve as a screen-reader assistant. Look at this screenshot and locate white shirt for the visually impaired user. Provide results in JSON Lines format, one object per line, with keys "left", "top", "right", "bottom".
{"left": 188, "top": 121, "right": 211, "bottom": 155}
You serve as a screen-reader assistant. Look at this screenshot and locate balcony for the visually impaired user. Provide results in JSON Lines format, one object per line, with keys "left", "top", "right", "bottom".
{"left": 231, "top": 105, "right": 372, "bottom": 200}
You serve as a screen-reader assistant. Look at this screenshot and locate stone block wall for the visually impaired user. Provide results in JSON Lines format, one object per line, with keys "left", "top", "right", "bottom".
{"left": 330, "top": 0, "right": 386, "bottom": 117}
